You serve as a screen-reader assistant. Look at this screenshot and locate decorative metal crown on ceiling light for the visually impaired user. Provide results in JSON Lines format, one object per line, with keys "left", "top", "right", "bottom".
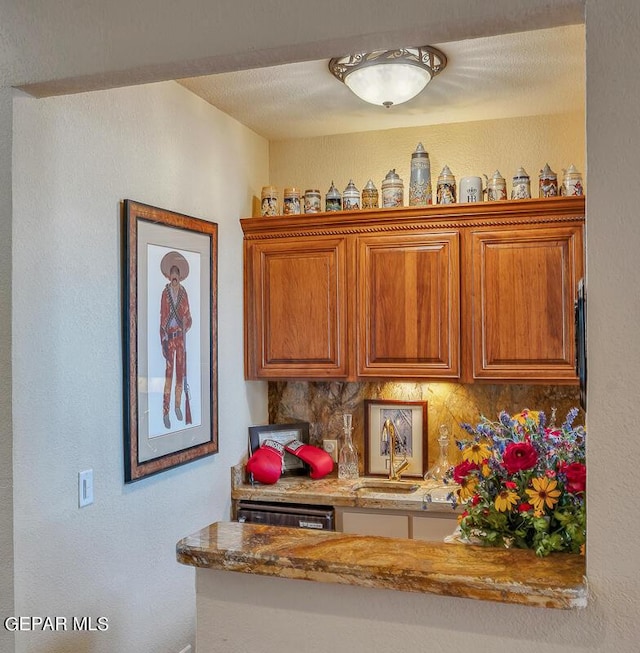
{"left": 328, "top": 45, "right": 447, "bottom": 108}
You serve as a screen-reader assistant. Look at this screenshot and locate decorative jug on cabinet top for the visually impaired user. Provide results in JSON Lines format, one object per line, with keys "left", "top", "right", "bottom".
{"left": 382, "top": 169, "right": 404, "bottom": 208}
{"left": 260, "top": 185, "right": 279, "bottom": 216}
{"left": 283, "top": 187, "right": 301, "bottom": 214}
{"left": 538, "top": 163, "right": 558, "bottom": 198}
{"left": 485, "top": 170, "right": 507, "bottom": 201}
{"left": 409, "top": 142, "right": 432, "bottom": 206}
{"left": 560, "top": 164, "right": 584, "bottom": 196}
{"left": 303, "top": 189, "right": 321, "bottom": 213}
{"left": 343, "top": 179, "right": 360, "bottom": 210}
{"left": 325, "top": 181, "right": 342, "bottom": 212}
{"left": 361, "top": 179, "right": 379, "bottom": 209}
{"left": 459, "top": 176, "right": 484, "bottom": 203}
{"left": 436, "top": 165, "right": 456, "bottom": 204}
{"left": 511, "top": 167, "right": 531, "bottom": 200}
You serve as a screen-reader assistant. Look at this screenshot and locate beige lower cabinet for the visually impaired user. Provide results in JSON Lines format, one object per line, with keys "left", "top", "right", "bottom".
{"left": 336, "top": 507, "right": 458, "bottom": 541}
{"left": 411, "top": 513, "right": 459, "bottom": 542}
{"left": 337, "top": 508, "right": 410, "bottom": 538}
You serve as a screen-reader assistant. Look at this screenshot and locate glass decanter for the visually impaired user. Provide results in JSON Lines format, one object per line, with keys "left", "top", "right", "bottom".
{"left": 424, "top": 424, "right": 452, "bottom": 483}
{"left": 338, "top": 413, "right": 359, "bottom": 480}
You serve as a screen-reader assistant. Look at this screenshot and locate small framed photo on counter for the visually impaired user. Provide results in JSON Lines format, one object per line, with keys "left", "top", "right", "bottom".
{"left": 248, "top": 422, "right": 310, "bottom": 479}
{"left": 364, "top": 400, "right": 427, "bottom": 478}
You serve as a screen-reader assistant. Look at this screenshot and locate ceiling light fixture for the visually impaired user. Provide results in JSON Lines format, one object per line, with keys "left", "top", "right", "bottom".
{"left": 328, "top": 45, "right": 447, "bottom": 108}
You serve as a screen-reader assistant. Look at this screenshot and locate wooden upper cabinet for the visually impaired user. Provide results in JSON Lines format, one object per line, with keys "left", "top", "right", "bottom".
{"left": 241, "top": 197, "right": 585, "bottom": 383}
{"left": 244, "top": 236, "right": 348, "bottom": 378}
{"left": 357, "top": 232, "right": 460, "bottom": 378}
{"left": 468, "top": 223, "right": 584, "bottom": 381}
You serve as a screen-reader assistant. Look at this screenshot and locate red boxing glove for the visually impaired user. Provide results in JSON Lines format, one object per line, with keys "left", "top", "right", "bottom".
{"left": 246, "top": 439, "right": 285, "bottom": 485}
{"left": 285, "top": 440, "right": 334, "bottom": 480}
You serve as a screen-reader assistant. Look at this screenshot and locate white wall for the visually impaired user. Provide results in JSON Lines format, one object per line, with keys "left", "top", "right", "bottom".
{"left": 0, "top": 86, "right": 15, "bottom": 653}
{"left": 3, "top": 0, "right": 640, "bottom": 652}
{"left": 11, "top": 82, "right": 268, "bottom": 653}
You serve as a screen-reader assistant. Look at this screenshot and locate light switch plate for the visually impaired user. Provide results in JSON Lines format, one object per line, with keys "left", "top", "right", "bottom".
{"left": 323, "top": 439, "right": 338, "bottom": 463}
{"left": 78, "top": 469, "right": 94, "bottom": 507}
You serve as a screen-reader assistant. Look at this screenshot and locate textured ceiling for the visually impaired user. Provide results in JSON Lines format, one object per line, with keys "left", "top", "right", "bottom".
{"left": 178, "top": 24, "right": 585, "bottom": 141}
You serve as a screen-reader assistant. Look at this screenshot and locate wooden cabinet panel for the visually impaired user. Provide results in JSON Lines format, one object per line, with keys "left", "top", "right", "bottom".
{"left": 241, "top": 198, "right": 585, "bottom": 383}
{"left": 357, "top": 232, "right": 460, "bottom": 378}
{"left": 469, "top": 224, "right": 583, "bottom": 381}
{"left": 244, "top": 237, "right": 348, "bottom": 378}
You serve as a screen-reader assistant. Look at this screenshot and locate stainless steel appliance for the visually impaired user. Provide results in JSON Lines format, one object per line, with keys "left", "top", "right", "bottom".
{"left": 237, "top": 501, "right": 334, "bottom": 530}
{"left": 575, "top": 278, "right": 587, "bottom": 410}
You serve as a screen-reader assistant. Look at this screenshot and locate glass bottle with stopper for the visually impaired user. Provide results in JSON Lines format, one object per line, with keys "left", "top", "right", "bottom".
{"left": 338, "top": 413, "right": 359, "bottom": 480}
{"left": 424, "top": 424, "right": 452, "bottom": 482}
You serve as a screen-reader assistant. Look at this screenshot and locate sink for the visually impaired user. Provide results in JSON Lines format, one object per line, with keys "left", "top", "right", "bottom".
{"left": 352, "top": 479, "right": 420, "bottom": 493}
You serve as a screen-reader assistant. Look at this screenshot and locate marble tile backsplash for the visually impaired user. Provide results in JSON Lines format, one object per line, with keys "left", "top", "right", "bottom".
{"left": 268, "top": 381, "right": 584, "bottom": 471}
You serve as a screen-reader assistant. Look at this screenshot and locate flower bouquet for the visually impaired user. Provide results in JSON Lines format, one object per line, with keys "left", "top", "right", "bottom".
{"left": 453, "top": 408, "right": 586, "bottom": 557}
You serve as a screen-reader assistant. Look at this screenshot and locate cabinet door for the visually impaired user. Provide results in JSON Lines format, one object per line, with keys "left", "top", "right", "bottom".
{"left": 411, "top": 514, "right": 458, "bottom": 542}
{"left": 338, "top": 509, "right": 410, "bottom": 538}
{"left": 469, "top": 224, "right": 583, "bottom": 381}
{"left": 357, "top": 232, "right": 460, "bottom": 378}
{"left": 244, "top": 237, "right": 348, "bottom": 378}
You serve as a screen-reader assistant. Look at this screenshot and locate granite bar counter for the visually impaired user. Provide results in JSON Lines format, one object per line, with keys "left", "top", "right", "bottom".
{"left": 230, "top": 463, "right": 461, "bottom": 514}
{"left": 177, "top": 521, "right": 587, "bottom": 610}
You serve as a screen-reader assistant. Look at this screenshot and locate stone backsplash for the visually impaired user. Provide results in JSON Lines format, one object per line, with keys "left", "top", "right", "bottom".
{"left": 268, "top": 381, "right": 584, "bottom": 473}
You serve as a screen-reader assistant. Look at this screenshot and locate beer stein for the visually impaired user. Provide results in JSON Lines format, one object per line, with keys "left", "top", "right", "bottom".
{"left": 485, "top": 170, "right": 507, "bottom": 201}
{"left": 459, "top": 176, "right": 484, "bottom": 203}
{"left": 511, "top": 167, "right": 531, "bottom": 200}
{"left": 436, "top": 165, "right": 456, "bottom": 204}
{"left": 560, "top": 164, "right": 584, "bottom": 196}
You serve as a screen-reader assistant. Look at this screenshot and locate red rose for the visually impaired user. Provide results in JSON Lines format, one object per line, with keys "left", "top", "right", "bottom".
{"left": 504, "top": 481, "right": 517, "bottom": 490}
{"left": 453, "top": 460, "right": 479, "bottom": 484}
{"left": 502, "top": 442, "right": 538, "bottom": 474}
{"left": 518, "top": 502, "right": 533, "bottom": 512}
{"left": 471, "top": 494, "right": 481, "bottom": 506}
{"left": 564, "top": 462, "right": 586, "bottom": 494}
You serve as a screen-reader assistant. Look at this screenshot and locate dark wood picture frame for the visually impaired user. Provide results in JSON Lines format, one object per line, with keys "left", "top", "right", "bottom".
{"left": 248, "top": 422, "right": 310, "bottom": 480}
{"left": 364, "top": 399, "right": 427, "bottom": 478}
{"left": 123, "top": 200, "right": 218, "bottom": 482}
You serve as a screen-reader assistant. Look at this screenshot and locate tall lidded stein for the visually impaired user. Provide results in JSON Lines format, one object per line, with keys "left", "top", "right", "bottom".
{"left": 409, "top": 142, "right": 432, "bottom": 206}
{"left": 338, "top": 413, "right": 359, "bottom": 480}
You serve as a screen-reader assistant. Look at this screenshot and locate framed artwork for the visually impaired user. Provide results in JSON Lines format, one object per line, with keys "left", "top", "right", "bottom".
{"left": 364, "top": 399, "right": 427, "bottom": 478}
{"left": 248, "top": 422, "right": 310, "bottom": 480}
{"left": 123, "top": 200, "right": 218, "bottom": 482}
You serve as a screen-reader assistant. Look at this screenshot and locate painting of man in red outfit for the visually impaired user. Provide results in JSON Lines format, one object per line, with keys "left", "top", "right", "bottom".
{"left": 159, "top": 251, "right": 192, "bottom": 430}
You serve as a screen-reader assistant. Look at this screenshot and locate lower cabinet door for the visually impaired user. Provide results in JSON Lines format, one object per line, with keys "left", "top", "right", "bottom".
{"left": 411, "top": 514, "right": 458, "bottom": 542}
{"left": 338, "top": 509, "right": 409, "bottom": 538}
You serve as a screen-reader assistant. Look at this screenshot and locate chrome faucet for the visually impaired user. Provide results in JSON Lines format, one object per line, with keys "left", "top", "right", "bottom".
{"left": 381, "top": 418, "right": 410, "bottom": 481}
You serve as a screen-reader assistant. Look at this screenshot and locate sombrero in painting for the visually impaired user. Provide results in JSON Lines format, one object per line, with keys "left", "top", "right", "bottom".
{"left": 160, "top": 251, "right": 190, "bottom": 281}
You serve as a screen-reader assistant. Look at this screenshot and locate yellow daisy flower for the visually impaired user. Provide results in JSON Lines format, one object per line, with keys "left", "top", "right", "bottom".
{"left": 513, "top": 410, "right": 540, "bottom": 426}
{"left": 494, "top": 489, "right": 519, "bottom": 512}
{"left": 525, "top": 477, "right": 561, "bottom": 512}
{"left": 457, "top": 476, "right": 478, "bottom": 503}
{"left": 462, "top": 441, "right": 492, "bottom": 465}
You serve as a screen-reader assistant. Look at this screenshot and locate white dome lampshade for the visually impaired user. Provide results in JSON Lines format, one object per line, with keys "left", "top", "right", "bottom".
{"left": 329, "top": 46, "right": 447, "bottom": 108}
